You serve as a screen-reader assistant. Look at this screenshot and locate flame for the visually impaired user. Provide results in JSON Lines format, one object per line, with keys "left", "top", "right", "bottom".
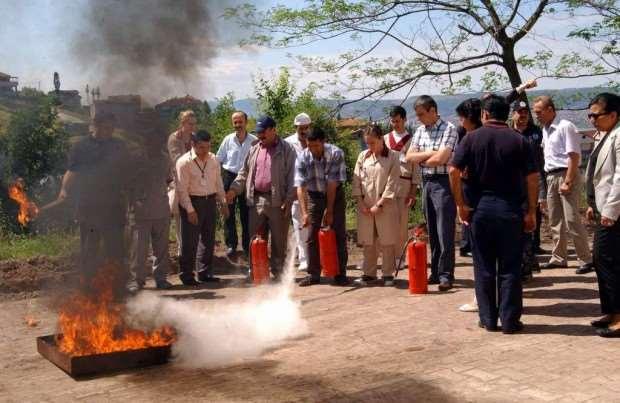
{"left": 57, "top": 264, "right": 175, "bottom": 356}
{"left": 8, "top": 180, "right": 39, "bottom": 226}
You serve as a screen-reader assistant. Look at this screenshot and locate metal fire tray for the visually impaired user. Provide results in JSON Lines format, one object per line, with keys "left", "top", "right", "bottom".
{"left": 37, "top": 335, "right": 171, "bottom": 378}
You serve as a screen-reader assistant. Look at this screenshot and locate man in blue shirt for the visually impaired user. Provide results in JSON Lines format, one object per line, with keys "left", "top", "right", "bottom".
{"left": 295, "top": 128, "right": 349, "bottom": 287}
{"left": 216, "top": 111, "right": 257, "bottom": 258}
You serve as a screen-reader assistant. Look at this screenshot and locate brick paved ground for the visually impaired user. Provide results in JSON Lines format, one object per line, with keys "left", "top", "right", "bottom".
{"left": 1, "top": 247, "right": 618, "bottom": 402}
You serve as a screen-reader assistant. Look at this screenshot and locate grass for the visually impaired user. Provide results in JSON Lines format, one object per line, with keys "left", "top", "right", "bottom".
{"left": 0, "top": 232, "right": 79, "bottom": 261}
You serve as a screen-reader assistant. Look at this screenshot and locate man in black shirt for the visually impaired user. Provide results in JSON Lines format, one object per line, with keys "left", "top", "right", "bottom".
{"left": 449, "top": 94, "right": 539, "bottom": 334}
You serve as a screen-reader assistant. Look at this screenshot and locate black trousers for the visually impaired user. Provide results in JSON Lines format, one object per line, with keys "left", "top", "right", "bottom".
{"left": 79, "top": 221, "right": 126, "bottom": 279}
{"left": 179, "top": 195, "right": 216, "bottom": 281}
{"left": 471, "top": 195, "right": 524, "bottom": 329}
{"left": 306, "top": 187, "right": 348, "bottom": 280}
{"left": 594, "top": 220, "right": 620, "bottom": 314}
{"left": 222, "top": 169, "right": 250, "bottom": 254}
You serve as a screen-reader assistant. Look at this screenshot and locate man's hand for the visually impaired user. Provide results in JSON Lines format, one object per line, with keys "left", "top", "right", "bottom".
{"left": 370, "top": 205, "right": 381, "bottom": 215}
{"left": 539, "top": 199, "right": 547, "bottom": 212}
{"left": 188, "top": 211, "right": 199, "bottom": 225}
{"left": 322, "top": 210, "right": 334, "bottom": 227}
{"left": 586, "top": 207, "right": 595, "bottom": 222}
{"left": 301, "top": 213, "right": 310, "bottom": 228}
{"left": 601, "top": 215, "right": 615, "bottom": 227}
{"left": 559, "top": 181, "right": 572, "bottom": 195}
{"left": 220, "top": 204, "right": 230, "bottom": 219}
{"left": 225, "top": 190, "right": 236, "bottom": 205}
{"left": 524, "top": 211, "right": 536, "bottom": 233}
{"left": 360, "top": 205, "right": 371, "bottom": 215}
{"left": 457, "top": 205, "right": 472, "bottom": 225}
{"left": 405, "top": 197, "right": 415, "bottom": 208}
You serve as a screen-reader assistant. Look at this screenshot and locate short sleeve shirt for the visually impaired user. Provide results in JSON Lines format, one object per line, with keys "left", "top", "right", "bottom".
{"left": 451, "top": 122, "right": 537, "bottom": 206}
{"left": 294, "top": 143, "right": 347, "bottom": 192}
{"left": 542, "top": 118, "right": 581, "bottom": 172}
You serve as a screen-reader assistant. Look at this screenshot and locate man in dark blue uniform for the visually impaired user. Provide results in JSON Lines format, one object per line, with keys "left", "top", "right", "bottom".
{"left": 449, "top": 95, "right": 539, "bottom": 334}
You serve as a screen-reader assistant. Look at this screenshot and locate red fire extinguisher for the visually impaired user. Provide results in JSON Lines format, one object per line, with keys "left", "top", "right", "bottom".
{"left": 407, "top": 240, "right": 428, "bottom": 294}
{"left": 250, "top": 235, "right": 270, "bottom": 285}
{"left": 318, "top": 227, "right": 339, "bottom": 278}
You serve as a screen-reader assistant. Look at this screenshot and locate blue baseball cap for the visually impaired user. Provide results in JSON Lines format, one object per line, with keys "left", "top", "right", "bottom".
{"left": 255, "top": 116, "right": 276, "bottom": 133}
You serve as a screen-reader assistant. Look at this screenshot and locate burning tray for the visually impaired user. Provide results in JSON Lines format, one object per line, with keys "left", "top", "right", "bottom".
{"left": 37, "top": 335, "right": 171, "bottom": 378}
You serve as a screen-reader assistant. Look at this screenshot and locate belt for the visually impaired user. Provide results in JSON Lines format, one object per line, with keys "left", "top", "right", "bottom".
{"left": 399, "top": 175, "right": 412, "bottom": 180}
{"left": 254, "top": 190, "right": 271, "bottom": 196}
{"left": 547, "top": 167, "right": 567, "bottom": 174}
{"left": 190, "top": 194, "right": 216, "bottom": 199}
{"left": 422, "top": 174, "right": 448, "bottom": 180}
{"left": 308, "top": 185, "right": 343, "bottom": 198}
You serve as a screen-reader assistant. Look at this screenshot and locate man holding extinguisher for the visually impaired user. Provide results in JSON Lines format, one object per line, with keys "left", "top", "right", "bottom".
{"left": 295, "top": 127, "right": 349, "bottom": 287}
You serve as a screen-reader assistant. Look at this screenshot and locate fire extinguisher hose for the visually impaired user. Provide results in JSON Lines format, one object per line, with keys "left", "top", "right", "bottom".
{"left": 394, "top": 236, "right": 416, "bottom": 279}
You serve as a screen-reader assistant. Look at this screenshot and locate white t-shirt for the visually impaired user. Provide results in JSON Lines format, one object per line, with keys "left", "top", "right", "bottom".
{"left": 542, "top": 117, "right": 581, "bottom": 172}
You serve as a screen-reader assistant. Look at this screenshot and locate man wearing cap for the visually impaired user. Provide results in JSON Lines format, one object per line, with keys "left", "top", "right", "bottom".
{"left": 533, "top": 96, "right": 594, "bottom": 274}
{"left": 176, "top": 130, "right": 229, "bottom": 286}
{"left": 227, "top": 116, "right": 297, "bottom": 280}
{"left": 285, "top": 113, "right": 312, "bottom": 271}
{"left": 51, "top": 110, "right": 132, "bottom": 281}
{"left": 385, "top": 106, "right": 419, "bottom": 263}
{"left": 296, "top": 127, "right": 349, "bottom": 287}
{"left": 216, "top": 111, "right": 257, "bottom": 259}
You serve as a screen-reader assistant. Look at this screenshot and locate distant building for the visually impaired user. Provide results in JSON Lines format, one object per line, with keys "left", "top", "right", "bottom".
{"left": 49, "top": 90, "right": 82, "bottom": 110}
{"left": 0, "top": 72, "right": 18, "bottom": 93}
{"left": 155, "top": 95, "right": 204, "bottom": 121}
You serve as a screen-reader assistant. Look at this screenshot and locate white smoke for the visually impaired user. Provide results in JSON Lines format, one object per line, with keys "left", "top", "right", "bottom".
{"left": 126, "top": 237, "right": 307, "bottom": 368}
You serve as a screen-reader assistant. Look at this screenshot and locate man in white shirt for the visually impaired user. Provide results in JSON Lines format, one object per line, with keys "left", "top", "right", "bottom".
{"left": 385, "top": 106, "right": 419, "bottom": 266}
{"left": 533, "top": 96, "right": 593, "bottom": 274}
{"left": 216, "top": 111, "right": 257, "bottom": 258}
{"left": 176, "top": 130, "right": 228, "bottom": 286}
{"left": 285, "top": 113, "right": 312, "bottom": 271}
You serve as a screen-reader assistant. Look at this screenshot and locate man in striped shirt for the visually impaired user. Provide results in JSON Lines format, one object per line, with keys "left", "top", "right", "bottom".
{"left": 406, "top": 95, "right": 458, "bottom": 291}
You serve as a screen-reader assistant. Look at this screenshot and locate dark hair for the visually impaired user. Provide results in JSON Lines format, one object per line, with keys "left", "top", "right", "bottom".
{"left": 307, "top": 127, "right": 326, "bottom": 142}
{"left": 481, "top": 94, "right": 510, "bottom": 121}
{"left": 192, "top": 129, "right": 212, "bottom": 143}
{"left": 364, "top": 124, "right": 384, "bottom": 139}
{"left": 389, "top": 105, "right": 407, "bottom": 119}
{"left": 589, "top": 92, "right": 620, "bottom": 114}
{"left": 455, "top": 98, "right": 482, "bottom": 129}
{"left": 232, "top": 110, "right": 248, "bottom": 120}
{"left": 414, "top": 95, "right": 437, "bottom": 112}
{"left": 533, "top": 95, "right": 556, "bottom": 111}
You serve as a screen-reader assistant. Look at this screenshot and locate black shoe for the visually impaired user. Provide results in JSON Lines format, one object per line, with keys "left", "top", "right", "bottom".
{"left": 541, "top": 262, "right": 567, "bottom": 269}
{"left": 502, "top": 321, "right": 524, "bottom": 334}
{"left": 298, "top": 276, "right": 320, "bottom": 287}
{"left": 226, "top": 248, "right": 236, "bottom": 258}
{"left": 591, "top": 318, "right": 612, "bottom": 328}
{"left": 438, "top": 278, "right": 453, "bottom": 291}
{"left": 534, "top": 247, "right": 548, "bottom": 255}
{"left": 459, "top": 248, "right": 471, "bottom": 258}
{"left": 532, "top": 263, "right": 541, "bottom": 273}
{"left": 522, "top": 273, "right": 533, "bottom": 283}
{"left": 478, "top": 321, "right": 499, "bottom": 332}
{"left": 428, "top": 275, "right": 440, "bottom": 285}
{"left": 597, "top": 327, "right": 620, "bottom": 338}
{"left": 198, "top": 274, "right": 221, "bottom": 283}
{"left": 575, "top": 263, "right": 595, "bottom": 275}
{"left": 332, "top": 275, "right": 349, "bottom": 286}
{"left": 155, "top": 279, "right": 173, "bottom": 290}
{"left": 181, "top": 277, "right": 200, "bottom": 286}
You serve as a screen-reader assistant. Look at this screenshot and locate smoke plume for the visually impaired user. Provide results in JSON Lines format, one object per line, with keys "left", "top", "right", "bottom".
{"left": 73, "top": 0, "right": 222, "bottom": 102}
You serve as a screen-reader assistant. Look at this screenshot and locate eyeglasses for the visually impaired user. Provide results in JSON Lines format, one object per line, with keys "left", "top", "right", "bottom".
{"left": 588, "top": 112, "right": 610, "bottom": 120}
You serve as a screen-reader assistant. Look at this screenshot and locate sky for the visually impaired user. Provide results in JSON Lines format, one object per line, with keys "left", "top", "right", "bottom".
{"left": 0, "top": 0, "right": 613, "bottom": 104}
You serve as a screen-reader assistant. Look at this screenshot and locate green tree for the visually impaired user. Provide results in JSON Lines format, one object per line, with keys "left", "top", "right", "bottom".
{"left": 206, "top": 92, "right": 238, "bottom": 150}
{"left": 228, "top": 1, "right": 619, "bottom": 107}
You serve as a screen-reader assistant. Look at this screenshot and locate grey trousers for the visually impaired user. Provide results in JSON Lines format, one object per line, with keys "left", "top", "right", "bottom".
{"left": 546, "top": 171, "right": 592, "bottom": 265}
{"left": 422, "top": 175, "right": 456, "bottom": 281}
{"left": 249, "top": 193, "right": 289, "bottom": 276}
{"left": 131, "top": 217, "right": 170, "bottom": 282}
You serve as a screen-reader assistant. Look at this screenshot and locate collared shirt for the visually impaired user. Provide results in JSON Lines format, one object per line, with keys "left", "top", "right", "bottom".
{"left": 410, "top": 118, "right": 458, "bottom": 175}
{"left": 254, "top": 142, "right": 275, "bottom": 192}
{"left": 167, "top": 130, "right": 192, "bottom": 163}
{"left": 541, "top": 117, "right": 581, "bottom": 172}
{"left": 216, "top": 131, "right": 257, "bottom": 174}
{"left": 294, "top": 143, "right": 347, "bottom": 192}
{"left": 284, "top": 133, "right": 307, "bottom": 156}
{"left": 175, "top": 150, "right": 225, "bottom": 213}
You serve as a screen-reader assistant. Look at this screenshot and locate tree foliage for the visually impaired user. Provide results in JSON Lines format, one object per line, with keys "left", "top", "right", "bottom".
{"left": 227, "top": 0, "right": 620, "bottom": 107}
{"left": 206, "top": 92, "right": 238, "bottom": 149}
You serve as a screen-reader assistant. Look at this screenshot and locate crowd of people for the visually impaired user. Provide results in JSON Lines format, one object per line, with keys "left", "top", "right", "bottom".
{"left": 48, "top": 83, "right": 620, "bottom": 337}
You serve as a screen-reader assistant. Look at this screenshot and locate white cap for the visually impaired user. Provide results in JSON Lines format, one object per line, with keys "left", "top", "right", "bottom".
{"left": 294, "top": 113, "right": 312, "bottom": 126}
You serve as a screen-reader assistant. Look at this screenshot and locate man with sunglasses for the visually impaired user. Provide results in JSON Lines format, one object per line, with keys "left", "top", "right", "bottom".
{"left": 533, "top": 96, "right": 593, "bottom": 275}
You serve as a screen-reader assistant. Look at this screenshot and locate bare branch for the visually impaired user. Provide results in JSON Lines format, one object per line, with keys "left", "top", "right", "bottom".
{"left": 513, "top": 0, "right": 550, "bottom": 42}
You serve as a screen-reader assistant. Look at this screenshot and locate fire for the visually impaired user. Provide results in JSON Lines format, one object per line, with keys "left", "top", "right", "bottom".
{"left": 57, "top": 264, "right": 175, "bottom": 356}
{"left": 8, "top": 179, "right": 39, "bottom": 226}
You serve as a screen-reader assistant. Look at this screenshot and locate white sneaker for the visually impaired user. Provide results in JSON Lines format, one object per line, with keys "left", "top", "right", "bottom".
{"left": 298, "top": 262, "right": 308, "bottom": 272}
{"left": 459, "top": 302, "right": 479, "bottom": 312}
